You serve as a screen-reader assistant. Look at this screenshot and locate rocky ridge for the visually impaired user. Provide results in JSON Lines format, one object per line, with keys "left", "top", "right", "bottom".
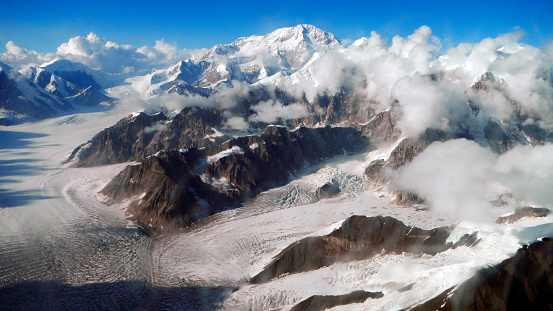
{"left": 291, "top": 290, "right": 384, "bottom": 311}
{"left": 409, "top": 238, "right": 553, "bottom": 311}
{"left": 66, "top": 107, "right": 227, "bottom": 167}
{"left": 67, "top": 85, "right": 396, "bottom": 167}
{"left": 100, "top": 125, "right": 370, "bottom": 229}
{"left": 250, "top": 215, "right": 479, "bottom": 284}
{"left": 0, "top": 60, "right": 114, "bottom": 123}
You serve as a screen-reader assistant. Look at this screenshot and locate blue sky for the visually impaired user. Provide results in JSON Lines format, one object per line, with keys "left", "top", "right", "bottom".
{"left": 1, "top": 0, "right": 552, "bottom": 53}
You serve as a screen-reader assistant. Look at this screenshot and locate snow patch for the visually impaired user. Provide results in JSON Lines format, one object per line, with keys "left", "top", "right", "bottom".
{"left": 207, "top": 146, "right": 245, "bottom": 164}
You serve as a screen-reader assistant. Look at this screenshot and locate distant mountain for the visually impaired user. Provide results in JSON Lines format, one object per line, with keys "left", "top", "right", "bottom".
{"left": 126, "top": 60, "right": 211, "bottom": 97}
{"left": 39, "top": 59, "right": 124, "bottom": 89}
{"left": 127, "top": 24, "right": 339, "bottom": 96}
{"left": 0, "top": 60, "right": 115, "bottom": 123}
{"left": 0, "top": 61, "right": 72, "bottom": 122}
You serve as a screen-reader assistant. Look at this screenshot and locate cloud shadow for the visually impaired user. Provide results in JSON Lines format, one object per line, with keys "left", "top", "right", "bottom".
{"left": 0, "top": 130, "right": 49, "bottom": 149}
{"left": 0, "top": 280, "right": 236, "bottom": 311}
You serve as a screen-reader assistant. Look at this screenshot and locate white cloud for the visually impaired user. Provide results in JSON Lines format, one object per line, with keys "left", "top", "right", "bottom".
{"left": 249, "top": 99, "right": 310, "bottom": 123}
{"left": 223, "top": 116, "right": 249, "bottom": 130}
{"left": 392, "top": 139, "right": 553, "bottom": 222}
{"left": 496, "top": 144, "right": 553, "bottom": 206}
{"left": 0, "top": 41, "right": 55, "bottom": 68}
{"left": 392, "top": 73, "right": 469, "bottom": 137}
{"left": 392, "top": 139, "right": 496, "bottom": 222}
{"left": 1, "top": 33, "right": 206, "bottom": 75}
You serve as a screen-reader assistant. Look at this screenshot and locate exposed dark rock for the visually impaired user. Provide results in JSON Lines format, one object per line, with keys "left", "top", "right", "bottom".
{"left": 291, "top": 290, "right": 384, "bottom": 311}
{"left": 409, "top": 238, "right": 553, "bottom": 311}
{"left": 100, "top": 125, "right": 370, "bottom": 229}
{"left": 394, "top": 191, "right": 425, "bottom": 205}
{"left": 203, "top": 125, "right": 370, "bottom": 196}
{"left": 316, "top": 179, "right": 340, "bottom": 199}
{"left": 100, "top": 149, "right": 237, "bottom": 229}
{"left": 356, "top": 107, "right": 402, "bottom": 147}
{"left": 496, "top": 207, "right": 551, "bottom": 224}
{"left": 67, "top": 86, "right": 113, "bottom": 107}
{"left": 471, "top": 71, "right": 497, "bottom": 93}
{"left": 364, "top": 159, "right": 386, "bottom": 182}
{"left": 484, "top": 119, "right": 520, "bottom": 154}
{"left": 0, "top": 118, "right": 15, "bottom": 126}
{"left": 66, "top": 112, "right": 169, "bottom": 166}
{"left": 250, "top": 215, "right": 479, "bottom": 284}
{"left": 363, "top": 131, "right": 440, "bottom": 205}
{"left": 67, "top": 107, "right": 228, "bottom": 167}
{"left": 364, "top": 129, "right": 475, "bottom": 205}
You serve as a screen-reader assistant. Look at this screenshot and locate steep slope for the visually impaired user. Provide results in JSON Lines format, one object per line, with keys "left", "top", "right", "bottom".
{"left": 198, "top": 24, "right": 339, "bottom": 87}
{"left": 99, "top": 125, "right": 370, "bottom": 229}
{"left": 125, "top": 24, "right": 340, "bottom": 94}
{"left": 250, "top": 215, "right": 479, "bottom": 284}
{"left": 39, "top": 59, "right": 124, "bottom": 89}
{"left": 410, "top": 238, "right": 553, "bottom": 311}
{"left": 21, "top": 66, "right": 82, "bottom": 98}
{"left": 127, "top": 60, "right": 211, "bottom": 97}
{"left": 66, "top": 108, "right": 228, "bottom": 167}
{"left": 291, "top": 290, "right": 384, "bottom": 311}
{"left": 100, "top": 149, "right": 234, "bottom": 229}
{"left": 0, "top": 61, "right": 72, "bottom": 122}
{"left": 21, "top": 66, "right": 113, "bottom": 106}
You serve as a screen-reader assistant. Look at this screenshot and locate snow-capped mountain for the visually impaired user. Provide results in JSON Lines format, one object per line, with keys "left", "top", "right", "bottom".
{"left": 21, "top": 66, "right": 82, "bottom": 98}
{"left": 126, "top": 24, "right": 340, "bottom": 96}
{"left": 0, "top": 60, "right": 116, "bottom": 123}
{"left": 39, "top": 59, "right": 124, "bottom": 89}
{"left": 3, "top": 24, "right": 553, "bottom": 311}
{"left": 0, "top": 61, "right": 72, "bottom": 122}
{"left": 126, "top": 59, "right": 210, "bottom": 97}
{"left": 197, "top": 24, "right": 339, "bottom": 85}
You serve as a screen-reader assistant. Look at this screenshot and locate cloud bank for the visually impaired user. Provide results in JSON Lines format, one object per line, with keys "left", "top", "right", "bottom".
{"left": 2, "top": 26, "right": 552, "bottom": 138}
{"left": 392, "top": 139, "right": 553, "bottom": 222}
{"left": 1, "top": 33, "right": 207, "bottom": 74}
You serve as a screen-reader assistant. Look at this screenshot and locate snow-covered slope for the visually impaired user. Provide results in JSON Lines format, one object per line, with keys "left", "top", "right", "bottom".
{"left": 0, "top": 61, "right": 72, "bottom": 121}
{"left": 126, "top": 60, "right": 209, "bottom": 97}
{"left": 20, "top": 66, "right": 82, "bottom": 98}
{"left": 39, "top": 59, "right": 125, "bottom": 89}
{"left": 124, "top": 24, "right": 340, "bottom": 96}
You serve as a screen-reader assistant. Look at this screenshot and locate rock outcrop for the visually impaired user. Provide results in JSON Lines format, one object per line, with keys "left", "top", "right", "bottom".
{"left": 409, "top": 238, "right": 553, "bottom": 311}
{"left": 315, "top": 179, "right": 340, "bottom": 199}
{"left": 100, "top": 149, "right": 236, "bottom": 229}
{"left": 67, "top": 107, "right": 228, "bottom": 167}
{"left": 100, "top": 125, "right": 370, "bottom": 229}
{"left": 496, "top": 207, "right": 551, "bottom": 224}
{"left": 364, "top": 130, "right": 451, "bottom": 205}
{"left": 291, "top": 290, "right": 384, "bottom": 311}
{"left": 250, "top": 215, "right": 479, "bottom": 284}
{"left": 0, "top": 62, "right": 72, "bottom": 121}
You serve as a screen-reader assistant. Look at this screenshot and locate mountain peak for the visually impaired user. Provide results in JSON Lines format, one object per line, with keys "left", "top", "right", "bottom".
{"left": 265, "top": 24, "right": 339, "bottom": 46}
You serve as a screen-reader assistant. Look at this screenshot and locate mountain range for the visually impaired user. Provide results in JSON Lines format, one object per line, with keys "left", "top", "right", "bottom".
{"left": 2, "top": 24, "right": 553, "bottom": 310}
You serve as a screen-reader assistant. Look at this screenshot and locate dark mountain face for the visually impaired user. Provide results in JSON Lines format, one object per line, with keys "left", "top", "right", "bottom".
{"left": 410, "top": 238, "right": 553, "bottom": 311}
{"left": 66, "top": 108, "right": 227, "bottom": 167}
{"left": 250, "top": 215, "right": 479, "bottom": 284}
{"left": 66, "top": 112, "right": 170, "bottom": 167}
{"left": 100, "top": 149, "right": 236, "bottom": 229}
{"left": 0, "top": 61, "right": 114, "bottom": 124}
{"left": 67, "top": 84, "right": 387, "bottom": 167}
{"left": 291, "top": 290, "right": 384, "bottom": 311}
{"left": 99, "top": 125, "right": 370, "bottom": 229}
